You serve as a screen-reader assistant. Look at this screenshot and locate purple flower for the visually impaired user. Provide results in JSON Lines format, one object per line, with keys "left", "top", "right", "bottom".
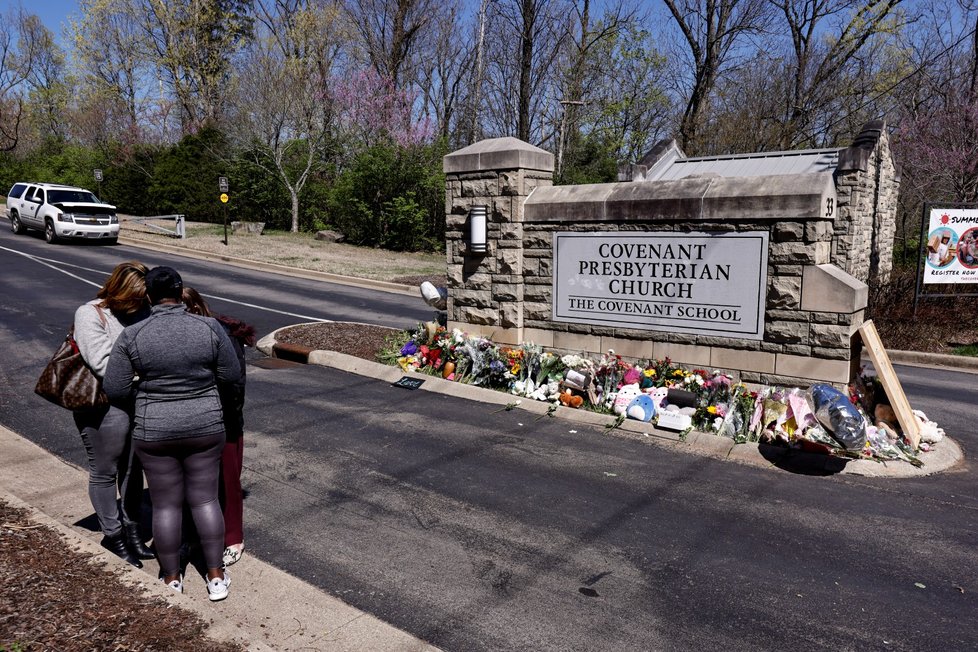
{"left": 400, "top": 341, "right": 418, "bottom": 356}
{"left": 490, "top": 360, "right": 506, "bottom": 373}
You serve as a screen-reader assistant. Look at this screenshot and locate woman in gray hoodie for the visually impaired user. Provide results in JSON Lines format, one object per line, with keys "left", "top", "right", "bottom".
{"left": 73, "top": 260, "right": 152, "bottom": 567}
{"left": 104, "top": 266, "right": 241, "bottom": 601}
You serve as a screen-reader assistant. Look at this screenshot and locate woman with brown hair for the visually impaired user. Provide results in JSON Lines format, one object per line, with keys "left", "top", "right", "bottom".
{"left": 73, "top": 260, "right": 153, "bottom": 567}
{"left": 182, "top": 286, "right": 255, "bottom": 566}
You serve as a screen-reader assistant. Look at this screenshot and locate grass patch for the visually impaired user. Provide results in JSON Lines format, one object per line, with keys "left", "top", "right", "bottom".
{"left": 951, "top": 344, "right": 978, "bottom": 356}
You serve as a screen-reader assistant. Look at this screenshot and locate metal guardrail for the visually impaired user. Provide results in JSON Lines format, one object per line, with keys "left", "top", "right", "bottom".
{"left": 124, "top": 214, "right": 185, "bottom": 238}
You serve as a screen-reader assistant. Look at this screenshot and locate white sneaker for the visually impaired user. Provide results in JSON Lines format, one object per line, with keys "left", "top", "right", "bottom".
{"left": 162, "top": 577, "right": 183, "bottom": 593}
{"left": 207, "top": 570, "right": 230, "bottom": 601}
{"left": 222, "top": 544, "right": 244, "bottom": 566}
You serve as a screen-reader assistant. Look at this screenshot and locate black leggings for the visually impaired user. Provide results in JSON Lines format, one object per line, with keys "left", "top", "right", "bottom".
{"left": 135, "top": 433, "right": 225, "bottom": 576}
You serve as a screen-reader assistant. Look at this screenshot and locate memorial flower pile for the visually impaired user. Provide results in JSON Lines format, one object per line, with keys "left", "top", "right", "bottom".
{"left": 385, "top": 323, "right": 935, "bottom": 464}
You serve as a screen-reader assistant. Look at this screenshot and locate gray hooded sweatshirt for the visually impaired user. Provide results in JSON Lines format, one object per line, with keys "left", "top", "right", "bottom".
{"left": 103, "top": 303, "right": 242, "bottom": 442}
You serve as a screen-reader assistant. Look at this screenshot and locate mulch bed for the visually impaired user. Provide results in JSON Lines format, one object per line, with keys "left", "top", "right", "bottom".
{"left": 0, "top": 499, "right": 241, "bottom": 652}
{"left": 274, "top": 322, "right": 404, "bottom": 361}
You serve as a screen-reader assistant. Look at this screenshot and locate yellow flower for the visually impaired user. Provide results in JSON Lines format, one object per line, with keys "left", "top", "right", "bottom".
{"left": 673, "top": 369, "right": 685, "bottom": 377}
{"left": 707, "top": 405, "right": 718, "bottom": 414}
{"left": 511, "top": 363, "right": 521, "bottom": 374}
{"left": 643, "top": 369, "right": 655, "bottom": 377}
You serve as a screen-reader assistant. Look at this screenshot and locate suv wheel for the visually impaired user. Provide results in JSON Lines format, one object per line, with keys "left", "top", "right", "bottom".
{"left": 44, "top": 219, "right": 59, "bottom": 244}
{"left": 10, "top": 212, "right": 25, "bottom": 235}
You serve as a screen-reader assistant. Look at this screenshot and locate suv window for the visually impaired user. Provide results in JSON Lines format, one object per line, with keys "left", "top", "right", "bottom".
{"left": 27, "top": 187, "right": 44, "bottom": 203}
{"left": 47, "top": 189, "right": 100, "bottom": 204}
{"left": 6, "top": 183, "right": 27, "bottom": 200}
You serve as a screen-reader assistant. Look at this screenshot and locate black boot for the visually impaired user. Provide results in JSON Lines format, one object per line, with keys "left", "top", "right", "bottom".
{"left": 100, "top": 532, "right": 143, "bottom": 568}
{"left": 124, "top": 523, "right": 156, "bottom": 560}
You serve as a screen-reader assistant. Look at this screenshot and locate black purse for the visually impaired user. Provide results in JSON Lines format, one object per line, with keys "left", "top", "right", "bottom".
{"left": 35, "top": 307, "right": 109, "bottom": 411}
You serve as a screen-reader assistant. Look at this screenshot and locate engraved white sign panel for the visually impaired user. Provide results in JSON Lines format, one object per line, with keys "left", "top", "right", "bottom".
{"left": 552, "top": 231, "right": 769, "bottom": 339}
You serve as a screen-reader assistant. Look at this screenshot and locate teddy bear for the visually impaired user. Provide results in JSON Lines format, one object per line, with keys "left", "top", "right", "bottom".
{"left": 613, "top": 383, "right": 641, "bottom": 416}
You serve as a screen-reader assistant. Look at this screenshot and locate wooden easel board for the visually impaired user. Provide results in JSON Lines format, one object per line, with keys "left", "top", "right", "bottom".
{"left": 858, "top": 320, "right": 921, "bottom": 450}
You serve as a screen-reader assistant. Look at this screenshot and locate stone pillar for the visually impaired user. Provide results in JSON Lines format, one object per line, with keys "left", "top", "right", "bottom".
{"left": 443, "top": 137, "right": 554, "bottom": 345}
{"left": 833, "top": 120, "right": 900, "bottom": 285}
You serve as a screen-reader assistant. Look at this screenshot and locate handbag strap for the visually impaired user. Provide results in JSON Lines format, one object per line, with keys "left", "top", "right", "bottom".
{"left": 67, "top": 304, "right": 108, "bottom": 355}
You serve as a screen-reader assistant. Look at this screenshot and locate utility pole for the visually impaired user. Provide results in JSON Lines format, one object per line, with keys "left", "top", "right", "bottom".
{"left": 468, "top": 0, "right": 490, "bottom": 144}
{"left": 557, "top": 99, "right": 585, "bottom": 177}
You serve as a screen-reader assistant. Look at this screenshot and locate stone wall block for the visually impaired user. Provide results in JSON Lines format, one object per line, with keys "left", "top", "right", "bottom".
{"left": 524, "top": 231, "right": 552, "bottom": 249}
{"left": 454, "top": 289, "right": 495, "bottom": 308}
{"left": 766, "top": 309, "right": 809, "bottom": 322}
{"left": 493, "top": 283, "right": 521, "bottom": 302}
{"left": 461, "top": 307, "right": 498, "bottom": 325}
{"left": 499, "top": 249, "right": 523, "bottom": 275}
{"left": 500, "top": 305, "right": 522, "bottom": 328}
{"left": 524, "top": 302, "right": 551, "bottom": 321}
{"left": 767, "top": 275, "right": 801, "bottom": 309}
{"left": 770, "top": 242, "right": 819, "bottom": 264}
{"left": 460, "top": 177, "right": 498, "bottom": 197}
{"left": 773, "top": 222, "right": 805, "bottom": 242}
{"left": 782, "top": 344, "right": 813, "bottom": 356}
{"left": 818, "top": 347, "right": 852, "bottom": 361}
{"left": 765, "top": 320, "right": 809, "bottom": 343}
{"left": 810, "top": 323, "right": 853, "bottom": 349}
{"left": 805, "top": 220, "right": 833, "bottom": 242}
{"left": 499, "top": 223, "right": 523, "bottom": 241}
{"left": 493, "top": 197, "right": 513, "bottom": 223}
{"left": 498, "top": 170, "right": 524, "bottom": 196}
{"left": 524, "top": 284, "right": 552, "bottom": 303}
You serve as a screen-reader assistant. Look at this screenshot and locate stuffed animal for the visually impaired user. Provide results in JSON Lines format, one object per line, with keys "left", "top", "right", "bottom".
{"left": 626, "top": 395, "right": 656, "bottom": 422}
{"left": 648, "top": 387, "right": 669, "bottom": 409}
{"left": 613, "top": 384, "right": 641, "bottom": 415}
{"left": 559, "top": 389, "right": 584, "bottom": 408}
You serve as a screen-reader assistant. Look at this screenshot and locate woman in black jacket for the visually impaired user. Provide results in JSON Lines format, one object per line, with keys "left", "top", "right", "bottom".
{"left": 182, "top": 286, "right": 255, "bottom": 566}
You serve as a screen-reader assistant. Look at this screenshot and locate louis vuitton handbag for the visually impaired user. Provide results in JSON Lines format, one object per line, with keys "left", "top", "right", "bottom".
{"left": 35, "top": 308, "right": 109, "bottom": 411}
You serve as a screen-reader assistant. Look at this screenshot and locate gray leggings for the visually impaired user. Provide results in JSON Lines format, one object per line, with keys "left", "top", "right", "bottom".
{"left": 135, "top": 433, "right": 225, "bottom": 576}
{"left": 74, "top": 405, "right": 143, "bottom": 537}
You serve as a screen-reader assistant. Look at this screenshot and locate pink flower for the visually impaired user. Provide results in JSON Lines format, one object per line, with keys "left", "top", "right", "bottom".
{"left": 623, "top": 368, "right": 641, "bottom": 385}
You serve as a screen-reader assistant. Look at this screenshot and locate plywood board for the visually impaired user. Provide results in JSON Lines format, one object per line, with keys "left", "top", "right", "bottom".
{"left": 858, "top": 320, "right": 921, "bottom": 450}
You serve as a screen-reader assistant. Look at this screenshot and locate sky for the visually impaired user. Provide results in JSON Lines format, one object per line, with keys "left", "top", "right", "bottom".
{"left": 5, "top": 0, "right": 80, "bottom": 42}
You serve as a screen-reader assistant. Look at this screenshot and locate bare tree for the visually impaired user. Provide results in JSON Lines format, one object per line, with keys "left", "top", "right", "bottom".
{"left": 662, "top": 0, "right": 771, "bottom": 153}
{"left": 556, "top": 0, "right": 639, "bottom": 170}
{"left": 0, "top": 8, "right": 42, "bottom": 151}
{"left": 20, "top": 16, "right": 68, "bottom": 141}
{"left": 768, "top": 0, "right": 908, "bottom": 148}
{"left": 415, "top": 0, "right": 474, "bottom": 143}
{"left": 483, "top": 0, "right": 567, "bottom": 143}
{"left": 137, "top": 0, "right": 253, "bottom": 132}
{"left": 345, "top": 0, "right": 433, "bottom": 88}
{"left": 234, "top": 2, "right": 345, "bottom": 232}
{"left": 72, "top": 0, "right": 146, "bottom": 138}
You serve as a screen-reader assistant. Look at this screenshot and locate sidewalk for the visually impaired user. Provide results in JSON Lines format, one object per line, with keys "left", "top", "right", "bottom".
{"left": 0, "top": 424, "right": 438, "bottom": 652}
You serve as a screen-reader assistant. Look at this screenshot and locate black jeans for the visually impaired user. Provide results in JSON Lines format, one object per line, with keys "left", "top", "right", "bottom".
{"left": 135, "top": 433, "right": 225, "bottom": 576}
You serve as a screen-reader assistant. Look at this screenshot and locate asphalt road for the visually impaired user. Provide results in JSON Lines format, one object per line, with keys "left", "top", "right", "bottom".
{"left": 0, "top": 227, "right": 975, "bottom": 651}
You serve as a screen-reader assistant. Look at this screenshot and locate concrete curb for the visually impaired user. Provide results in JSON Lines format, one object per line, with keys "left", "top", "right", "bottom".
{"left": 0, "top": 424, "right": 439, "bottom": 652}
{"left": 881, "top": 349, "right": 978, "bottom": 373}
{"left": 260, "top": 324, "right": 963, "bottom": 479}
{"left": 117, "top": 235, "right": 418, "bottom": 297}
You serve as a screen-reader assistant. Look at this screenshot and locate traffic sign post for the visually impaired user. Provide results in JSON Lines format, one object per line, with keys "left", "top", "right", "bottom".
{"left": 219, "top": 177, "right": 229, "bottom": 246}
{"left": 94, "top": 169, "right": 103, "bottom": 199}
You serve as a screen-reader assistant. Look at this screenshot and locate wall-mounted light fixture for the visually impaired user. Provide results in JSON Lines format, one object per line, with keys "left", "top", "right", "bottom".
{"left": 469, "top": 205, "right": 488, "bottom": 253}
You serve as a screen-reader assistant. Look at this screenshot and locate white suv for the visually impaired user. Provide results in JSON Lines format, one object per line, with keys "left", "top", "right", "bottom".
{"left": 6, "top": 182, "right": 120, "bottom": 244}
